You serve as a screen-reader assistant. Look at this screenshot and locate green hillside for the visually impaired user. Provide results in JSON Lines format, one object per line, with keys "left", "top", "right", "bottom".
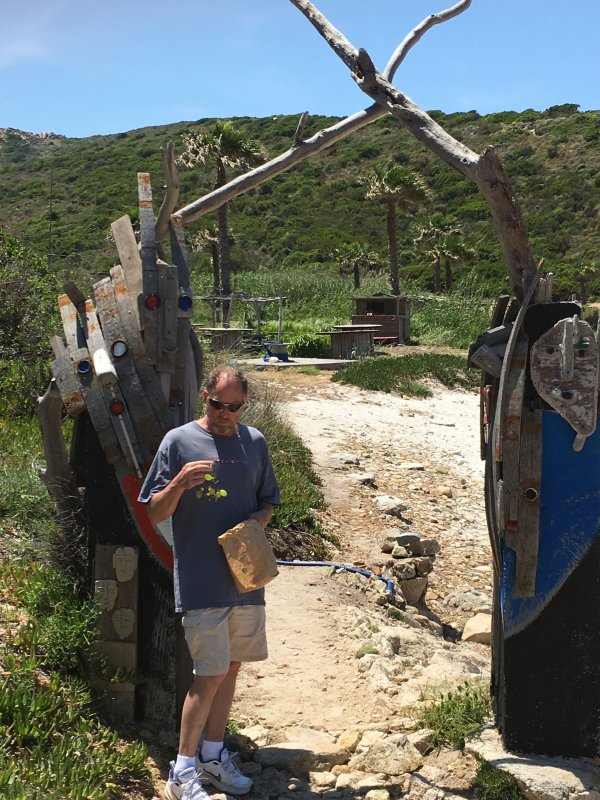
{"left": 1, "top": 103, "right": 599, "bottom": 298}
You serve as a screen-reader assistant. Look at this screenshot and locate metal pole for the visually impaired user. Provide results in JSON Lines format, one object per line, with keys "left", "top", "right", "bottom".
{"left": 278, "top": 295, "right": 283, "bottom": 341}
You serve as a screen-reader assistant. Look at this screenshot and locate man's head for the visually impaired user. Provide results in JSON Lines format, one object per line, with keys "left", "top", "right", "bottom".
{"left": 201, "top": 365, "right": 248, "bottom": 436}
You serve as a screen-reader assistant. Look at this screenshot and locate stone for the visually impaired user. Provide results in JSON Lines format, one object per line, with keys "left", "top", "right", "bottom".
{"left": 393, "top": 562, "right": 417, "bottom": 580}
{"left": 468, "top": 725, "right": 600, "bottom": 800}
{"left": 349, "top": 735, "right": 423, "bottom": 776}
{"left": 436, "top": 486, "right": 453, "bottom": 498}
{"left": 390, "top": 544, "right": 410, "bottom": 559}
{"left": 365, "top": 790, "right": 391, "bottom": 800}
{"left": 406, "top": 728, "right": 435, "bottom": 754}
{"left": 347, "top": 472, "right": 376, "bottom": 486}
{"left": 397, "top": 532, "right": 421, "bottom": 546}
{"left": 461, "top": 612, "right": 492, "bottom": 644}
{"left": 381, "top": 536, "right": 398, "bottom": 554}
{"left": 336, "top": 730, "right": 361, "bottom": 753}
{"left": 337, "top": 454, "right": 360, "bottom": 465}
{"left": 374, "top": 495, "right": 409, "bottom": 516}
{"left": 444, "top": 588, "right": 491, "bottom": 612}
{"left": 412, "top": 556, "right": 434, "bottom": 577}
{"left": 253, "top": 742, "right": 351, "bottom": 774}
{"left": 308, "top": 770, "right": 336, "bottom": 789}
{"left": 400, "top": 577, "right": 428, "bottom": 605}
{"left": 420, "top": 539, "right": 441, "bottom": 556}
{"left": 400, "top": 462, "right": 425, "bottom": 471}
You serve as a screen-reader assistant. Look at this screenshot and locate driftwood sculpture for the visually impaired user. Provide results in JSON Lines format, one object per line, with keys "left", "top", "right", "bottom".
{"left": 38, "top": 0, "right": 599, "bottom": 754}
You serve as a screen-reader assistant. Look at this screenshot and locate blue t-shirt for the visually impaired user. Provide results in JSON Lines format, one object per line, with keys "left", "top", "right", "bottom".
{"left": 138, "top": 421, "right": 280, "bottom": 612}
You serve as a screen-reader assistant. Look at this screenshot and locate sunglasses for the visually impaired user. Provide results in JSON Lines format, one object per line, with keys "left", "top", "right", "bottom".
{"left": 208, "top": 397, "right": 245, "bottom": 412}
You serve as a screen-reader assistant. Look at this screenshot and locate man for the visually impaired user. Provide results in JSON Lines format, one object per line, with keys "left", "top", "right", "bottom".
{"left": 138, "top": 365, "right": 280, "bottom": 800}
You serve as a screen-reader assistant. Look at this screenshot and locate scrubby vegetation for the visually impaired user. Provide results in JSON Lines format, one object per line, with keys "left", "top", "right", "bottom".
{"left": 2, "top": 104, "right": 599, "bottom": 299}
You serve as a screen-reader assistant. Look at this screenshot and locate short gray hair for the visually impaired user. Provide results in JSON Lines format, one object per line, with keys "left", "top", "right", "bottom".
{"left": 204, "top": 365, "right": 248, "bottom": 396}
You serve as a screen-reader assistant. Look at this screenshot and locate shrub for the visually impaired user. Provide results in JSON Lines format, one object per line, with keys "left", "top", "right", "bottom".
{"left": 288, "top": 333, "right": 331, "bottom": 358}
{"left": 416, "top": 681, "right": 492, "bottom": 750}
{"left": 473, "top": 760, "right": 523, "bottom": 800}
{"left": 332, "top": 353, "right": 477, "bottom": 396}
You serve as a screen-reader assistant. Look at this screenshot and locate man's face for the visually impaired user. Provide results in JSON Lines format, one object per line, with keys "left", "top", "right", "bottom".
{"left": 202, "top": 375, "right": 247, "bottom": 436}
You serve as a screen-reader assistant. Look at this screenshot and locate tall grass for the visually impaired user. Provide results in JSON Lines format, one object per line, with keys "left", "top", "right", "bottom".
{"left": 410, "top": 290, "right": 494, "bottom": 349}
{"left": 190, "top": 269, "right": 492, "bottom": 350}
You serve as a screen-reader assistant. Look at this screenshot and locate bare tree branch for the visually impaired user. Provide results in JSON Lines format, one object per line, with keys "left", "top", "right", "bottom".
{"left": 289, "top": 0, "right": 536, "bottom": 296}
{"left": 294, "top": 111, "right": 310, "bottom": 144}
{"left": 173, "top": 2, "right": 522, "bottom": 287}
{"left": 156, "top": 141, "right": 180, "bottom": 243}
{"left": 383, "top": 0, "right": 472, "bottom": 79}
{"left": 172, "top": 1, "right": 469, "bottom": 226}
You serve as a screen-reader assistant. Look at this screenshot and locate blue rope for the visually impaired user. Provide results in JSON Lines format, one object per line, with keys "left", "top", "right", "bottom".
{"left": 275, "top": 559, "right": 395, "bottom": 597}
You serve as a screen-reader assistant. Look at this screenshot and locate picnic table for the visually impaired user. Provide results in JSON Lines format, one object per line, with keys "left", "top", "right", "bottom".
{"left": 318, "top": 324, "right": 381, "bottom": 359}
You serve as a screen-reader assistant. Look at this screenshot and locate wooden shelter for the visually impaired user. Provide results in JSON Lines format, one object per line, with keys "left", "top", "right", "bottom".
{"left": 351, "top": 294, "right": 410, "bottom": 343}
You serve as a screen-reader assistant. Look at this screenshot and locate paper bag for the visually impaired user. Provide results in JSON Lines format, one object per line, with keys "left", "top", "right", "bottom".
{"left": 218, "top": 519, "right": 279, "bottom": 593}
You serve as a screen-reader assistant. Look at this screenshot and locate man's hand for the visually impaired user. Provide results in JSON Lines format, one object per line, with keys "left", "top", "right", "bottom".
{"left": 147, "top": 460, "right": 215, "bottom": 524}
{"left": 174, "top": 460, "right": 215, "bottom": 491}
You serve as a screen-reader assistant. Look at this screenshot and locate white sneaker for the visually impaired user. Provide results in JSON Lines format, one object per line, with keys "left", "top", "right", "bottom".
{"left": 164, "top": 762, "right": 210, "bottom": 800}
{"left": 197, "top": 748, "right": 253, "bottom": 795}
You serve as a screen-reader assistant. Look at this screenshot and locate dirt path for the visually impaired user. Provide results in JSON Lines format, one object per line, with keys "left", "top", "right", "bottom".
{"left": 231, "top": 367, "right": 492, "bottom": 739}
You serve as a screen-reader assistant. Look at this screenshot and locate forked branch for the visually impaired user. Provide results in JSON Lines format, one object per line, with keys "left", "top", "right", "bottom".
{"left": 172, "top": 2, "right": 471, "bottom": 225}
{"left": 289, "top": 0, "right": 536, "bottom": 297}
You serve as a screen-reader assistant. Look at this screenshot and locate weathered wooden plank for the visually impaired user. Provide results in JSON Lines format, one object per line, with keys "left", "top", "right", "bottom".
{"left": 514, "top": 407, "right": 542, "bottom": 597}
{"left": 63, "top": 293, "right": 144, "bottom": 475}
{"left": 77, "top": 296, "right": 145, "bottom": 473}
{"left": 94, "top": 277, "right": 163, "bottom": 459}
{"left": 168, "top": 318, "right": 193, "bottom": 428}
{"left": 50, "top": 335, "right": 86, "bottom": 417}
{"left": 493, "top": 264, "right": 542, "bottom": 463}
{"left": 169, "top": 217, "right": 193, "bottom": 319}
{"left": 500, "top": 335, "right": 528, "bottom": 537}
{"left": 138, "top": 173, "right": 159, "bottom": 365}
{"left": 59, "top": 293, "right": 84, "bottom": 352}
{"left": 156, "top": 262, "right": 179, "bottom": 375}
{"left": 110, "top": 265, "right": 169, "bottom": 433}
{"left": 111, "top": 215, "right": 143, "bottom": 328}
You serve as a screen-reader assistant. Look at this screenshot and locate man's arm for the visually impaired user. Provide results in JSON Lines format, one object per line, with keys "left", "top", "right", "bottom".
{"left": 146, "top": 459, "right": 214, "bottom": 525}
{"left": 250, "top": 503, "right": 274, "bottom": 530}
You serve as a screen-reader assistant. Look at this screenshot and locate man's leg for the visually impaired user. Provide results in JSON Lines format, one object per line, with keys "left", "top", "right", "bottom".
{"left": 178, "top": 672, "right": 227, "bottom": 756}
{"left": 204, "top": 661, "right": 241, "bottom": 742}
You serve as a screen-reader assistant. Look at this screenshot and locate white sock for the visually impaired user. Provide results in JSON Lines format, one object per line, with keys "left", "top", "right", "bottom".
{"left": 200, "top": 740, "right": 224, "bottom": 762}
{"left": 174, "top": 754, "right": 196, "bottom": 776}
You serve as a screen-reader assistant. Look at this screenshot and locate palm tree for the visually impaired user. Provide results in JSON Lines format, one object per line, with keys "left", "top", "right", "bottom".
{"left": 365, "top": 160, "right": 430, "bottom": 295}
{"left": 415, "top": 213, "right": 477, "bottom": 292}
{"left": 179, "top": 121, "right": 266, "bottom": 323}
{"left": 333, "top": 242, "right": 380, "bottom": 289}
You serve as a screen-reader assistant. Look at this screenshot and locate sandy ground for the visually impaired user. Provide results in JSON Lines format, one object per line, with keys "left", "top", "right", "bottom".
{"left": 231, "top": 368, "right": 492, "bottom": 737}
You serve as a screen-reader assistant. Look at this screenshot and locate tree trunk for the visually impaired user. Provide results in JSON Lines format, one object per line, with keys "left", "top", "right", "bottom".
{"left": 353, "top": 263, "right": 360, "bottom": 290}
{"left": 211, "top": 241, "right": 220, "bottom": 297}
{"left": 433, "top": 255, "right": 441, "bottom": 294}
{"left": 386, "top": 200, "right": 399, "bottom": 295}
{"left": 445, "top": 259, "right": 453, "bottom": 292}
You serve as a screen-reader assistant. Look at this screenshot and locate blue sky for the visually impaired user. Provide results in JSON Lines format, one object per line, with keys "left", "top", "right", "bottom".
{"left": 2, "top": 0, "right": 599, "bottom": 138}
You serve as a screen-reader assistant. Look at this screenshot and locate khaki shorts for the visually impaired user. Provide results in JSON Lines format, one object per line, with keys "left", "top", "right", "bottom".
{"left": 182, "top": 605, "right": 268, "bottom": 676}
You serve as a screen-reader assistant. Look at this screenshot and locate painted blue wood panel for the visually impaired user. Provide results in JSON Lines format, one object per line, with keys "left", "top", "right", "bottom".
{"left": 501, "top": 410, "right": 600, "bottom": 637}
